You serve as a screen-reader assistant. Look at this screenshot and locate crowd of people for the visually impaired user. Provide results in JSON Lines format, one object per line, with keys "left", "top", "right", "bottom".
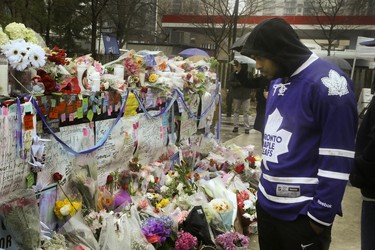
{"left": 229, "top": 17, "right": 374, "bottom": 250}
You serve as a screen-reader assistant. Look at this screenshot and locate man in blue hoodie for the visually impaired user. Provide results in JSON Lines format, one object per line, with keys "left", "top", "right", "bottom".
{"left": 241, "top": 18, "right": 357, "bottom": 250}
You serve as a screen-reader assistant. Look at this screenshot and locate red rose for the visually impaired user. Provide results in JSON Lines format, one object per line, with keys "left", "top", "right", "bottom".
{"left": 106, "top": 175, "right": 114, "bottom": 184}
{"left": 53, "top": 172, "right": 63, "bottom": 182}
{"left": 235, "top": 164, "right": 245, "bottom": 174}
{"left": 36, "top": 70, "right": 56, "bottom": 94}
{"left": 122, "top": 183, "right": 128, "bottom": 190}
{"left": 246, "top": 156, "right": 256, "bottom": 166}
{"left": 140, "top": 87, "right": 148, "bottom": 93}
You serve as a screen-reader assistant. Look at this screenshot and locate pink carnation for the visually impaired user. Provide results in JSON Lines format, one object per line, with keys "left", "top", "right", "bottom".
{"left": 175, "top": 231, "right": 198, "bottom": 250}
{"left": 138, "top": 199, "right": 149, "bottom": 210}
{"left": 177, "top": 210, "right": 189, "bottom": 224}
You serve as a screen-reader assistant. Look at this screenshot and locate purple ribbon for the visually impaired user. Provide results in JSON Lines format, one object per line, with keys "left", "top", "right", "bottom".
{"left": 30, "top": 89, "right": 129, "bottom": 155}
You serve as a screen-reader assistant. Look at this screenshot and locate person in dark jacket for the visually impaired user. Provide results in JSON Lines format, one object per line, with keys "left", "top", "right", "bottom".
{"left": 350, "top": 95, "right": 375, "bottom": 250}
{"left": 252, "top": 73, "right": 269, "bottom": 139}
{"left": 228, "top": 60, "right": 252, "bottom": 134}
{"left": 241, "top": 17, "right": 357, "bottom": 250}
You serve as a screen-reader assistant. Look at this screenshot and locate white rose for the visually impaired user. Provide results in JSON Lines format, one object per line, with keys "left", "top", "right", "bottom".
{"left": 60, "top": 204, "right": 71, "bottom": 216}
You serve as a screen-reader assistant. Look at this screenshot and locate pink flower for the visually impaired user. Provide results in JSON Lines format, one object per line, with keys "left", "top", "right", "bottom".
{"left": 93, "top": 61, "right": 103, "bottom": 75}
{"left": 177, "top": 210, "right": 189, "bottom": 224}
{"left": 175, "top": 231, "right": 198, "bottom": 250}
{"left": 138, "top": 199, "right": 149, "bottom": 210}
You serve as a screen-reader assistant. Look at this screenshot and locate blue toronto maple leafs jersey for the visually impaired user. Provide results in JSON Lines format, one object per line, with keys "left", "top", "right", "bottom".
{"left": 259, "top": 54, "right": 358, "bottom": 226}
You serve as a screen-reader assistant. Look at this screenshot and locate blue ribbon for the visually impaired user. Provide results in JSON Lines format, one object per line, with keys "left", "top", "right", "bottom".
{"left": 132, "top": 83, "right": 221, "bottom": 121}
{"left": 30, "top": 89, "right": 129, "bottom": 155}
{"left": 16, "top": 98, "right": 24, "bottom": 159}
{"left": 29, "top": 82, "right": 221, "bottom": 155}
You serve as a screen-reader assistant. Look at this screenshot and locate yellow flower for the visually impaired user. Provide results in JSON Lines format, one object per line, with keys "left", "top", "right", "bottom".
{"left": 156, "top": 198, "right": 170, "bottom": 209}
{"left": 135, "top": 56, "right": 144, "bottom": 65}
{"left": 148, "top": 73, "right": 158, "bottom": 83}
{"left": 54, "top": 199, "right": 82, "bottom": 220}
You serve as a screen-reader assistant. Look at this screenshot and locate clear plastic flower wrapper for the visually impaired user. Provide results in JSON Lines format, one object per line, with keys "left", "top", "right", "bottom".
{"left": 208, "top": 198, "right": 234, "bottom": 232}
{"left": 99, "top": 206, "right": 154, "bottom": 250}
{"left": 70, "top": 164, "right": 98, "bottom": 211}
{"left": 58, "top": 210, "right": 100, "bottom": 250}
{"left": 198, "top": 177, "right": 237, "bottom": 230}
{"left": 0, "top": 189, "right": 41, "bottom": 250}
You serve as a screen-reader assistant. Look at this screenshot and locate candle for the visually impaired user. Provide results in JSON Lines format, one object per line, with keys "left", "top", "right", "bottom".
{"left": 0, "top": 55, "right": 8, "bottom": 96}
{"left": 139, "top": 71, "right": 145, "bottom": 87}
{"left": 90, "top": 72, "right": 101, "bottom": 92}
{"left": 77, "top": 64, "right": 87, "bottom": 91}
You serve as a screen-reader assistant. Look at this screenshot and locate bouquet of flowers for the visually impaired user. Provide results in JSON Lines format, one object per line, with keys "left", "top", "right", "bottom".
{"left": 0, "top": 189, "right": 41, "bottom": 250}
{"left": 215, "top": 231, "right": 250, "bottom": 250}
{"left": 54, "top": 197, "right": 82, "bottom": 221}
{"left": 175, "top": 230, "right": 198, "bottom": 250}
{"left": 236, "top": 189, "right": 257, "bottom": 236}
{"left": 1, "top": 39, "right": 46, "bottom": 71}
{"left": 70, "top": 165, "right": 98, "bottom": 211}
{"left": 141, "top": 215, "right": 174, "bottom": 248}
{"left": 208, "top": 198, "right": 233, "bottom": 231}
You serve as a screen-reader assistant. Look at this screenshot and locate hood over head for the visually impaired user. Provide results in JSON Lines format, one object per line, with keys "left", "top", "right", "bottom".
{"left": 241, "top": 17, "right": 312, "bottom": 78}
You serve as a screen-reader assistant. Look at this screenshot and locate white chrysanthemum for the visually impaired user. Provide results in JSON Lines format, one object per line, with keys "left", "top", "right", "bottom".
{"left": 160, "top": 185, "right": 169, "bottom": 193}
{"left": 28, "top": 43, "right": 46, "bottom": 67}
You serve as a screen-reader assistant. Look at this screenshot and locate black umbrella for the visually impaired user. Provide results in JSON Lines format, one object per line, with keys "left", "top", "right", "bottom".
{"left": 321, "top": 56, "right": 352, "bottom": 71}
{"left": 231, "top": 32, "right": 250, "bottom": 51}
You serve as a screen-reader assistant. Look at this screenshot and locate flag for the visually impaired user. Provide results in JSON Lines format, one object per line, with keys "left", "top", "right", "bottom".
{"left": 102, "top": 33, "right": 120, "bottom": 55}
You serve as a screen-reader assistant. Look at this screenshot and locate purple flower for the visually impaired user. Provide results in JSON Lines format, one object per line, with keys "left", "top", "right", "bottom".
{"left": 215, "top": 232, "right": 250, "bottom": 250}
{"left": 141, "top": 216, "right": 173, "bottom": 244}
{"left": 113, "top": 189, "right": 132, "bottom": 210}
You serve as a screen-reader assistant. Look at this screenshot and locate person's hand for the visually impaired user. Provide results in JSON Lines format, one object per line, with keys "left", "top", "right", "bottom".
{"left": 309, "top": 220, "right": 325, "bottom": 235}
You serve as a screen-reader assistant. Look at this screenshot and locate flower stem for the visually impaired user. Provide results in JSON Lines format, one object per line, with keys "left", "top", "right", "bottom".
{"left": 57, "top": 182, "right": 78, "bottom": 212}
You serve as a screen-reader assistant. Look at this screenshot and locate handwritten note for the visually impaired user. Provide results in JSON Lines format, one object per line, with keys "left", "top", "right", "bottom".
{"left": 0, "top": 112, "right": 30, "bottom": 199}
{"left": 138, "top": 112, "right": 164, "bottom": 165}
{"left": 37, "top": 123, "right": 95, "bottom": 189}
{"left": 180, "top": 94, "right": 199, "bottom": 140}
{"left": 95, "top": 116, "right": 138, "bottom": 186}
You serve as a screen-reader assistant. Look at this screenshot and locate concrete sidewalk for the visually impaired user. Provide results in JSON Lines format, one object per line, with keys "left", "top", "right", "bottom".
{"left": 220, "top": 115, "right": 362, "bottom": 250}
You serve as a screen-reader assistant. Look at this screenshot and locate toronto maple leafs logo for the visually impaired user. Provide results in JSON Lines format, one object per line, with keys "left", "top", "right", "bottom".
{"left": 262, "top": 109, "right": 292, "bottom": 170}
{"left": 321, "top": 70, "right": 349, "bottom": 96}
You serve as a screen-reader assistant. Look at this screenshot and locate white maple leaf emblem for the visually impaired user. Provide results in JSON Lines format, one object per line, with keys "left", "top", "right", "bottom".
{"left": 262, "top": 109, "right": 292, "bottom": 170}
{"left": 321, "top": 70, "right": 349, "bottom": 96}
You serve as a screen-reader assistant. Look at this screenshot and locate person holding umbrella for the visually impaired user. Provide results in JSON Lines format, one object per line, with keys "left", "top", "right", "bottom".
{"left": 241, "top": 17, "right": 357, "bottom": 250}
